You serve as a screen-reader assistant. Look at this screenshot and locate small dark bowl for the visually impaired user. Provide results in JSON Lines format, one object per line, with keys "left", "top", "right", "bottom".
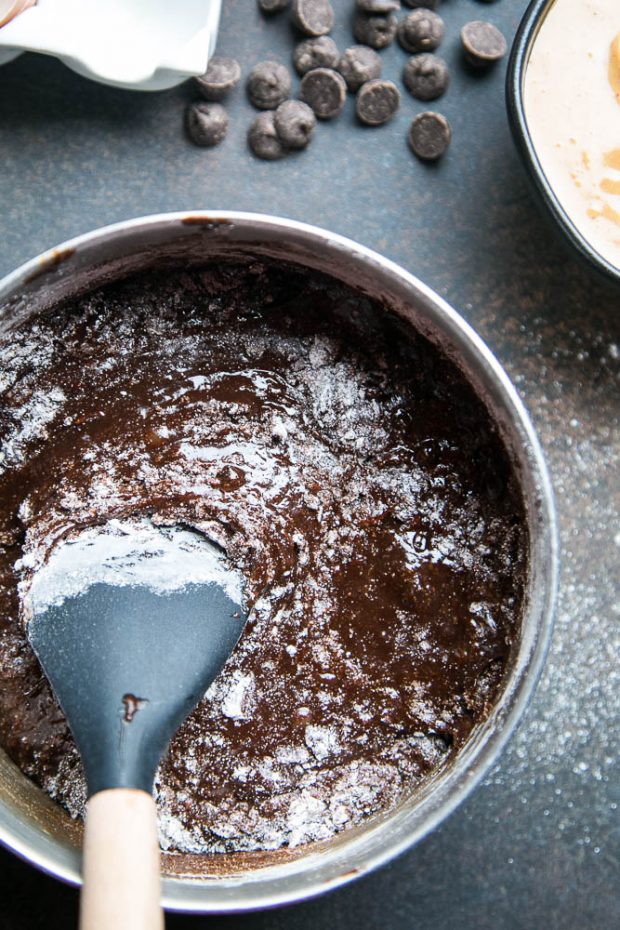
{"left": 506, "top": 0, "right": 620, "bottom": 288}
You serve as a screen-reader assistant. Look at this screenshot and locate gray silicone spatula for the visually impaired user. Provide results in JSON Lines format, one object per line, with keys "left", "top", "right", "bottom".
{"left": 24, "top": 520, "right": 248, "bottom": 930}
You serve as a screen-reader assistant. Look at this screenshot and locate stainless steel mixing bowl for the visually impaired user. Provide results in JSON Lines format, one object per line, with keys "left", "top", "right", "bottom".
{"left": 0, "top": 212, "right": 558, "bottom": 912}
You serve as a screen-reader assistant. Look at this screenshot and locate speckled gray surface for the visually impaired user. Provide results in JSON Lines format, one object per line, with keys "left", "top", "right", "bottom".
{"left": 0, "top": 0, "right": 618, "bottom": 927}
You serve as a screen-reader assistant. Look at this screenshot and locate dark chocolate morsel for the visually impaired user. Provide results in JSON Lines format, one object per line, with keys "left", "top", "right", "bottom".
{"left": 248, "top": 111, "right": 289, "bottom": 159}
{"left": 273, "top": 100, "right": 316, "bottom": 148}
{"left": 247, "top": 61, "right": 292, "bottom": 109}
{"left": 408, "top": 110, "right": 451, "bottom": 160}
{"left": 293, "top": 36, "right": 339, "bottom": 74}
{"left": 356, "top": 0, "right": 400, "bottom": 14}
{"left": 397, "top": 9, "right": 444, "bottom": 54}
{"left": 300, "top": 67, "right": 347, "bottom": 118}
{"left": 461, "top": 20, "right": 507, "bottom": 68}
{"left": 356, "top": 78, "right": 400, "bottom": 126}
{"left": 403, "top": 53, "right": 449, "bottom": 101}
{"left": 186, "top": 102, "right": 229, "bottom": 147}
{"left": 337, "top": 45, "right": 382, "bottom": 92}
{"left": 258, "top": 0, "right": 290, "bottom": 12}
{"left": 291, "top": 0, "right": 335, "bottom": 37}
{"left": 195, "top": 57, "right": 241, "bottom": 101}
{"left": 353, "top": 12, "right": 398, "bottom": 50}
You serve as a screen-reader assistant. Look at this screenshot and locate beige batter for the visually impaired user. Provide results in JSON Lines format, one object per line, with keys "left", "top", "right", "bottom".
{"left": 525, "top": 0, "right": 620, "bottom": 270}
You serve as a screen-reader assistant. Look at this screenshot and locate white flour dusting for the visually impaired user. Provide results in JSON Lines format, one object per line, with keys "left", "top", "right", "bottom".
{"left": 0, "top": 387, "right": 66, "bottom": 477}
{"left": 20, "top": 518, "right": 244, "bottom": 618}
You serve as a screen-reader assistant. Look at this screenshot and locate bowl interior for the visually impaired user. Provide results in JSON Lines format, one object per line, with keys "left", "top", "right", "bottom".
{"left": 0, "top": 213, "right": 557, "bottom": 912}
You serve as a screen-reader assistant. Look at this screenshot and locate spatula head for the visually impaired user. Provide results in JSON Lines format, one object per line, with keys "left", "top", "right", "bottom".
{"left": 25, "top": 522, "right": 247, "bottom": 796}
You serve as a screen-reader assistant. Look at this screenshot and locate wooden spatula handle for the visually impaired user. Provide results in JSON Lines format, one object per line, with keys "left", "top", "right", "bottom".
{"left": 80, "top": 788, "right": 164, "bottom": 930}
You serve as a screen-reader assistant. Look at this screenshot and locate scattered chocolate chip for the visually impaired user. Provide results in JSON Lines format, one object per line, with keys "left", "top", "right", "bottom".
{"left": 274, "top": 99, "right": 316, "bottom": 148}
{"left": 402, "top": 0, "right": 440, "bottom": 7}
{"left": 258, "top": 0, "right": 290, "bottom": 12}
{"left": 248, "top": 111, "right": 289, "bottom": 160}
{"left": 403, "top": 53, "right": 449, "bottom": 101}
{"left": 291, "top": 0, "right": 335, "bottom": 37}
{"left": 397, "top": 9, "right": 444, "bottom": 53}
{"left": 461, "top": 20, "right": 507, "bottom": 68}
{"left": 293, "top": 35, "right": 339, "bottom": 74}
{"left": 186, "top": 102, "right": 229, "bottom": 147}
{"left": 356, "top": 0, "right": 400, "bottom": 13}
{"left": 356, "top": 78, "right": 400, "bottom": 125}
{"left": 337, "top": 45, "right": 382, "bottom": 92}
{"left": 353, "top": 12, "right": 398, "bottom": 49}
{"left": 408, "top": 110, "right": 451, "bottom": 160}
{"left": 300, "top": 67, "right": 347, "bottom": 118}
{"left": 194, "top": 57, "right": 241, "bottom": 102}
{"left": 247, "top": 61, "right": 292, "bottom": 109}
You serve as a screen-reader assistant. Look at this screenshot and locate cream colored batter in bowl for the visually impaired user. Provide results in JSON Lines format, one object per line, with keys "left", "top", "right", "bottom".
{"left": 518, "top": 0, "right": 620, "bottom": 275}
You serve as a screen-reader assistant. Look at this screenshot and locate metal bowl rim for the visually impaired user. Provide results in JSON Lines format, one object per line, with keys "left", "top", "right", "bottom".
{"left": 0, "top": 210, "right": 559, "bottom": 912}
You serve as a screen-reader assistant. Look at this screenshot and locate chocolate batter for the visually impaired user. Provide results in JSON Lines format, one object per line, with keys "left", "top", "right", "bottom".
{"left": 0, "top": 260, "right": 526, "bottom": 855}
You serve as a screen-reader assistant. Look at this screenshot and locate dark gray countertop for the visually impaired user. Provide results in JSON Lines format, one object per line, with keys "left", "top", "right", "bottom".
{"left": 0, "top": 0, "right": 618, "bottom": 927}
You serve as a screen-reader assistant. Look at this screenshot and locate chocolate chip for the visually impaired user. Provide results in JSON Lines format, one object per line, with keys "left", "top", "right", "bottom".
{"left": 353, "top": 12, "right": 398, "bottom": 49}
{"left": 397, "top": 9, "right": 444, "bottom": 53}
{"left": 186, "top": 102, "right": 229, "bottom": 147}
{"left": 247, "top": 61, "right": 292, "bottom": 109}
{"left": 274, "top": 99, "right": 316, "bottom": 148}
{"left": 248, "top": 111, "right": 289, "bottom": 160}
{"left": 291, "top": 0, "right": 335, "bottom": 37}
{"left": 293, "top": 36, "right": 339, "bottom": 74}
{"left": 337, "top": 45, "right": 382, "bottom": 92}
{"left": 194, "top": 57, "right": 241, "bottom": 102}
{"left": 356, "top": 78, "right": 400, "bottom": 125}
{"left": 403, "top": 53, "right": 449, "bottom": 101}
{"left": 461, "top": 21, "right": 507, "bottom": 68}
{"left": 300, "top": 67, "right": 347, "bottom": 118}
{"left": 356, "top": 0, "right": 400, "bottom": 13}
{"left": 408, "top": 111, "right": 451, "bottom": 160}
{"left": 258, "top": 0, "right": 290, "bottom": 12}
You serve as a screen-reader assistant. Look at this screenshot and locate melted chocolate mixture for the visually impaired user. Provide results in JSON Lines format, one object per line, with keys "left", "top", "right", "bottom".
{"left": 0, "top": 261, "right": 526, "bottom": 855}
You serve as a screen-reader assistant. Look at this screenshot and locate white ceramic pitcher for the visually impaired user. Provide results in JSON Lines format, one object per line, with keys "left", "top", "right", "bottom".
{"left": 0, "top": 0, "right": 221, "bottom": 90}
